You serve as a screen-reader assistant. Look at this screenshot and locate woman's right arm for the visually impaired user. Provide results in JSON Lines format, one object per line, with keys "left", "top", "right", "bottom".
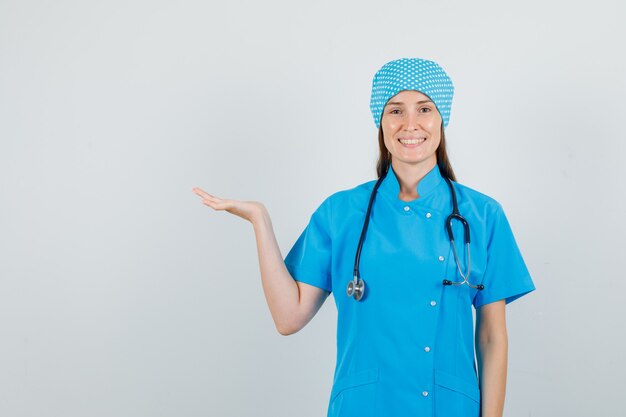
{"left": 192, "top": 188, "right": 330, "bottom": 336}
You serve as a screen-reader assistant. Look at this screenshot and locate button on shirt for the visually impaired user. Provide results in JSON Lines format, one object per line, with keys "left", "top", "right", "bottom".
{"left": 284, "top": 164, "right": 536, "bottom": 417}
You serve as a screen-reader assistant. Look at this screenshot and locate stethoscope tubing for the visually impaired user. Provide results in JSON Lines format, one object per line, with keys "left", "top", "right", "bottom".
{"left": 347, "top": 171, "right": 387, "bottom": 301}
{"left": 347, "top": 168, "right": 484, "bottom": 301}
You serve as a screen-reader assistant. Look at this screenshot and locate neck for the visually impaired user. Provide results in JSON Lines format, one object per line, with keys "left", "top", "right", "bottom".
{"left": 391, "top": 158, "right": 437, "bottom": 202}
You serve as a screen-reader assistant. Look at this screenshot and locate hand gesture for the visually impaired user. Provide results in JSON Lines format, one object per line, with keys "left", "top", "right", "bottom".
{"left": 192, "top": 187, "right": 266, "bottom": 224}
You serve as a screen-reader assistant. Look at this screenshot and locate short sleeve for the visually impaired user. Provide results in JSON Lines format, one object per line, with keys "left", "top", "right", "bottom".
{"left": 283, "top": 197, "right": 333, "bottom": 293}
{"left": 473, "top": 203, "right": 536, "bottom": 309}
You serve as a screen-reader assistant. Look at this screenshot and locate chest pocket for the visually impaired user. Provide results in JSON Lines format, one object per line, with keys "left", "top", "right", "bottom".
{"left": 328, "top": 368, "right": 379, "bottom": 417}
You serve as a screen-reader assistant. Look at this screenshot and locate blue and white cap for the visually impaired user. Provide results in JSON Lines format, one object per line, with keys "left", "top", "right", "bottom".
{"left": 370, "top": 57, "right": 454, "bottom": 129}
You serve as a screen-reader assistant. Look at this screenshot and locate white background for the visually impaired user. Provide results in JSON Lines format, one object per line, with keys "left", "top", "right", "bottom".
{"left": 1, "top": 0, "right": 624, "bottom": 416}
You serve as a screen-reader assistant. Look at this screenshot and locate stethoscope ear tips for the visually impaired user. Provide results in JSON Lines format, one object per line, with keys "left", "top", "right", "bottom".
{"left": 442, "top": 279, "right": 485, "bottom": 291}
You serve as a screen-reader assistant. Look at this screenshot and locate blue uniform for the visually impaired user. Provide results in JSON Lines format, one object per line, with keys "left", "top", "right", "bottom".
{"left": 283, "top": 164, "right": 536, "bottom": 417}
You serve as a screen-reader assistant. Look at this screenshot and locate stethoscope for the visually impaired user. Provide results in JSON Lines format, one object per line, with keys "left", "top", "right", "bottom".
{"left": 346, "top": 166, "right": 485, "bottom": 301}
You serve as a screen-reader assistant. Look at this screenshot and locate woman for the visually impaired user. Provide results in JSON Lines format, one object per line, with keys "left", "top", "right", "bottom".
{"left": 193, "top": 57, "right": 536, "bottom": 417}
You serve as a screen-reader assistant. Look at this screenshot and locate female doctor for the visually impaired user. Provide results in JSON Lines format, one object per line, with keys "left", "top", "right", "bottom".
{"left": 193, "top": 57, "right": 536, "bottom": 417}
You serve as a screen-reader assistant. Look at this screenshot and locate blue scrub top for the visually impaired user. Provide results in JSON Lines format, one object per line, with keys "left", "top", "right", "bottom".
{"left": 283, "top": 164, "right": 536, "bottom": 417}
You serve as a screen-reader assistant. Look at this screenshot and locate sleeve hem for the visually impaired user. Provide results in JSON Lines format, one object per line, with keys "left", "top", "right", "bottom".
{"left": 285, "top": 263, "right": 332, "bottom": 293}
{"left": 473, "top": 279, "right": 536, "bottom": 309}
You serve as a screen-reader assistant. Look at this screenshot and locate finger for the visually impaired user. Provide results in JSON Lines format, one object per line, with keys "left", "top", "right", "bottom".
{"left": 192, "top": 187, "right": 208, "bottom": 197}
{"left": 192, "top": 187, "right": 217, "bottom": 200}
{"left": 203, "top": 198, "right": 230, "bottom": 211}
{"left": 201, "top": 198, "right": 218, "bottom": 209}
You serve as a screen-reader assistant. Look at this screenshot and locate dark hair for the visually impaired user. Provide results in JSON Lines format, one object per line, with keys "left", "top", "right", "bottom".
{"left": 375, "top": 122, "right": 457, "bottom": 181}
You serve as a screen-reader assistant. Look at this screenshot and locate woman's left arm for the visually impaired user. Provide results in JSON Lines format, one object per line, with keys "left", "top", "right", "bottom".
{"left": 475, "top": 299, "right": 508, "bottom": 417}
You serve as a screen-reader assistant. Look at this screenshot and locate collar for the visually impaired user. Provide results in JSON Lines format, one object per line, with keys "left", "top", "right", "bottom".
{"left": 378, "top": 163, "right": 445, "bottom": 203}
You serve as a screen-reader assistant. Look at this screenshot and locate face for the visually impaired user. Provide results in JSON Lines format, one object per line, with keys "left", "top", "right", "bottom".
{"left": 381, "top": 90, "right": 443, "bottom": 170}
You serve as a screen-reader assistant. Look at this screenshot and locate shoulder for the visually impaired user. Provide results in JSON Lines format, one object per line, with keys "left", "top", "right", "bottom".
{"left": 451, "top": 180, "right": 505, "bottom": 220}
{"left": 320, "top": 178, "right": 378, "bottom": 209}
{"left": 449, "top": 180, "right": 520, "bottom": 247}
{"left": 309, "top": 179, "right": 377, "bottom": 226}
{"left": 306, "top": 180, "right": 375, "bottom": 236}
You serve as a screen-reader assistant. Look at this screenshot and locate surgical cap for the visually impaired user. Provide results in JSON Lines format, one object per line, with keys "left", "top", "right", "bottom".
{"left": 370, "top": 57, "right": 454, "bottom": 129}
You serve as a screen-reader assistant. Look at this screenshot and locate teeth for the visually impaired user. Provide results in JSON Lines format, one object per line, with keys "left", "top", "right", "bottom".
{"left": 399, "top": 138, "right": 426, "bottom": 144}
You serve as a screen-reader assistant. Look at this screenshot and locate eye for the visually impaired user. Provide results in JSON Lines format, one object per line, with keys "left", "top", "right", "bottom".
{"left": 419, "top": 107, "right": 432, "bottom": 113}
{"left": 389, "top": 108, "right": 401, "bottom": 114}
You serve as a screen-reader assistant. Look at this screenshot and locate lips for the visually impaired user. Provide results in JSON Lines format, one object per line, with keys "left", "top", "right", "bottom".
{"left": 398, "top": 137, "right": 427, "bottom": 146}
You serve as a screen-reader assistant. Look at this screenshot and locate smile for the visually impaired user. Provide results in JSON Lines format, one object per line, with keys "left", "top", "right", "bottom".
{"left": 398, "top": 137, "right": 426, "bottom": 146}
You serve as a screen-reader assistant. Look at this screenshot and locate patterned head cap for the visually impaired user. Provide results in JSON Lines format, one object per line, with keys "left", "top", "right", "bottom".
{"left": 370, "top": 57, "right": 454, "bottom": 129}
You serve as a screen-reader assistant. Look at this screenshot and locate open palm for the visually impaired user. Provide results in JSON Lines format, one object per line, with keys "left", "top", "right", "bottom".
{"left": 192, "top": 187, "right": 265, "bottom": 223}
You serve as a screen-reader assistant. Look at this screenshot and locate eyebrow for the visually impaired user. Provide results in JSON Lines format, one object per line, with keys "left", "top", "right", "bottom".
{"left": 385, "top": 100, "right": 433, "bottom": 107}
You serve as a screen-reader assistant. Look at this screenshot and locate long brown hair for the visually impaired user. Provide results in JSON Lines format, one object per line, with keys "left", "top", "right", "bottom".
{"left": 375, "top": 122, "right": 457, "bottom": 181}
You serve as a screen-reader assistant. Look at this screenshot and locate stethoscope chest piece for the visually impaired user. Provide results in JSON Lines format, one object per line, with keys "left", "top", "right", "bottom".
{"left": 346, "top": 277, "right": 365, "bottom": 301}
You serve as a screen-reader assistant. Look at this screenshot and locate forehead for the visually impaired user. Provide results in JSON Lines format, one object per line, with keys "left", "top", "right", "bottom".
{"left": 384, "top": 90, "right": 432, "bottom": 105}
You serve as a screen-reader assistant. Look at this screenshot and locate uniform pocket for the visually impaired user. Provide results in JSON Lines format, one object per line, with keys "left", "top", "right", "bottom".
{"left": 434, "top": 369, "right": 480, "bottom": 417}
{"left": 328, "top": 368, "right": 378, "bottom": 417}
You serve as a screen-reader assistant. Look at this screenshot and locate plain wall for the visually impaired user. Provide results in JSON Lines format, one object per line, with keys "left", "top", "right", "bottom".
{"left": 1, "top": 0, "right": 625, "bottom": 416}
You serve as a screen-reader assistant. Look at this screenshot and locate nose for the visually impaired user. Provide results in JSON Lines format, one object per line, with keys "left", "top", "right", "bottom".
{"left": 404, "top": 109, "right": 420, "bottom": 131}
